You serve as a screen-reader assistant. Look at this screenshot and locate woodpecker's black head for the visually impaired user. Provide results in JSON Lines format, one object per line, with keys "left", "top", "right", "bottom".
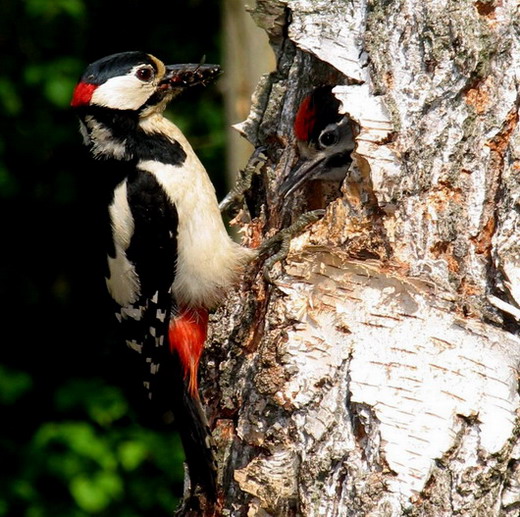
{"left": 71, "top": 51, "right": 221, "bottom": 114}
{"left": 280, "top": 85, "right": 355, "bottom": 197}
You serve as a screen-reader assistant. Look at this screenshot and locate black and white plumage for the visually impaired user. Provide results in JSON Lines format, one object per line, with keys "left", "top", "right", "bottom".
{"left": 71, "top": 51, "right": 253, "bottom": 497}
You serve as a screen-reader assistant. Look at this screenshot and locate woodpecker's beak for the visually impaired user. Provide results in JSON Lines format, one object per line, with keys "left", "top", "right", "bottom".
{"left": 159, "top": 63, "right": 222, "bottom": 91}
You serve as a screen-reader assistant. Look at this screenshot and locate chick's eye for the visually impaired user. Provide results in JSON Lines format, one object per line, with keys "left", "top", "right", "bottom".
{"left": 319, "top": 127, "right": 339, "bottom": 148}
{"left": 136, "top": 67, "right": 154, "bottom": 82}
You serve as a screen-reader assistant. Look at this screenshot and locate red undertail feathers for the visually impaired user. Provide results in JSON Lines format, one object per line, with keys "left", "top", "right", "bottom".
{"left": 169, "top": 307, "right": 209, "bottom": 397}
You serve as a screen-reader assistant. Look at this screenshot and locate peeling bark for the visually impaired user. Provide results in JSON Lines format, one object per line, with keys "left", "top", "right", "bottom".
{"left": 201, "top": 1, "right": 520, "bottom": 515}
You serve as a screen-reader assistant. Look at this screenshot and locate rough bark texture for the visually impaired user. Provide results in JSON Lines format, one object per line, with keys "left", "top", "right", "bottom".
{"left": 201, "top": 1, "right": 520, "bottom": 516}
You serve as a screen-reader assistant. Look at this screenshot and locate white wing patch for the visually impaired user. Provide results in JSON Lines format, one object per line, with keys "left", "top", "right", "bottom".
{"left": 127, "top": 340, "right": 143, "bottom": 354}
{"left": 106, "top": 180, "right": 141, "bottom": 306}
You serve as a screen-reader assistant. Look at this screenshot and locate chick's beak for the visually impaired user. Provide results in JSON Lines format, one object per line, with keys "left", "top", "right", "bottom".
{"left": 279, "top": 154, "right": 329, "bottom": 198}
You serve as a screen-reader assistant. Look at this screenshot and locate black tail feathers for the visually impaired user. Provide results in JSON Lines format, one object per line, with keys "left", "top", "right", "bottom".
{"left": 177, "top": 389, "right": 217, "bottom": 498}
{"left": 156, "top": 351, "right": 217, "bottom": 500}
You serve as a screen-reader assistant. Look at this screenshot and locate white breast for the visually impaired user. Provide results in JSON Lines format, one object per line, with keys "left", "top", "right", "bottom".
{"left": 138, "top": 116, "right": 254, "bottom": 308}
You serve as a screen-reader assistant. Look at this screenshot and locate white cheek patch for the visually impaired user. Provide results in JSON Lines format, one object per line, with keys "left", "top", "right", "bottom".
{"left": 91, "top": 72, "right": 155, "bottom": 110}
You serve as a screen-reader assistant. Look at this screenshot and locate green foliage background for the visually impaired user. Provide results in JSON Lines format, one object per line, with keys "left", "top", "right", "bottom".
{"left": 0, "top": 0, "right": 226, "bottom": 515}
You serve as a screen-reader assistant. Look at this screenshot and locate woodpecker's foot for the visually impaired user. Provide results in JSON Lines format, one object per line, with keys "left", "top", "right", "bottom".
{"left": 219, "top": 183, "right": 244, "bottom": 216}
{"left": 257, "top": 209, "right": 325, "bottom": 282}
{"left": 219, "top": 147, "right": 268, "bottom": 216}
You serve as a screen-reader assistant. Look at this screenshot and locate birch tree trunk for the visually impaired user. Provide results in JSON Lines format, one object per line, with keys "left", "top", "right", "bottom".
{"left": 201, "top": 1, "right": 520, "bottom": 515}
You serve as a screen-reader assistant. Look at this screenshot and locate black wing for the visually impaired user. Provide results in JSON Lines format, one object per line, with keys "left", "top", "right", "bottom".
{"left": 110, "top": 168, "right": 178, "bottom": 406}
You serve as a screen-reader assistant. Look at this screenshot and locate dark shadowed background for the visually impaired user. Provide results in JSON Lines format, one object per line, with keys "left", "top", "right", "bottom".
{"left": 0, "top": 0, "right": 228, "bottom": 515}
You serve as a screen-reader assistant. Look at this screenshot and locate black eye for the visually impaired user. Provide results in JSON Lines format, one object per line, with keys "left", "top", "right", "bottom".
{"left": 136, "top": 67, "right": 154, "bottom": 82}
{"left": 319, "top": 126, "right": 339, "bottom": 148}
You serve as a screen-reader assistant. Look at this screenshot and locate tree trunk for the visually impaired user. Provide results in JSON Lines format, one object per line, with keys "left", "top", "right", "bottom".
{"left": 222, "top": 0, "right": 275, "bottom": 187}
{"left": 203, "top": 0, "right": 520, "bottom": 515}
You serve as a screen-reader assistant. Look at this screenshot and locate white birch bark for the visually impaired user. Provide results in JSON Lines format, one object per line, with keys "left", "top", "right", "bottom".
{"left": 202, "top": 1, "right": 520, "bottom": 515}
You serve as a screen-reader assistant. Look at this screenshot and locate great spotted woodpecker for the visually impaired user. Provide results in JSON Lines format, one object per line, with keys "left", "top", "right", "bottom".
{"left": 71, "top": 51, "right": 254, "bottom": 497}
{"left": 280, "top": 85, "right": 355, "bottom": 198}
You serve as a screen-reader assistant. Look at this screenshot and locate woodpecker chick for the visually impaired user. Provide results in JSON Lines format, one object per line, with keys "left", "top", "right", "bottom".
{"left": 72, "top": 51, "right": 254, "bottom": 497}
{"left": 280, "top": 85, "right": 355, "bottom": 198}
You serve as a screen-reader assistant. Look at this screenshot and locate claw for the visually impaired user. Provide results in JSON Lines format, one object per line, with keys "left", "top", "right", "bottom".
{"left": 219, "top": 147, "right": 269, "bottom": 215}
{"left": 257, "top": 209, "right": 325, "bottom": 282}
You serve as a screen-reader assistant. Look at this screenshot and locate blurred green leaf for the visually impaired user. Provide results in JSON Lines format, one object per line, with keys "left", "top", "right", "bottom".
{"left": 0, "top": 365, "right": 32, "bottom": 405}
{"left": 10, "top": 479, "right": 37, "bottom": 505}
{"left": 54, "top": 379, "right": 128, "bottom": 426}
{"left": 69, "top": 471, "right": 123, "bottom": 513}
{"left": 44, "top": 76, "right": 76, "bottom": 107}
{"left": 118, "top": 441, "right": 148, "bottom": 471}
{"left": 26, "top": 506, "right": 45, "bottom": 517}
{"left": 0, "top": 78, "right": 22, "bottom": 115}
{"left": 32, "top": 421, "right": 117, "bottom": 471}
{"left": 24, "top": 58, "right": 83, "bottom": 107}
{"left": 25, "top": 0, "right": 86, "bottom": 20}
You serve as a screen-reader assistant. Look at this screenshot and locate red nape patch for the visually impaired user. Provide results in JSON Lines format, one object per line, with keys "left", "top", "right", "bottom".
{"left": 294, "top": 94, "right": 317, "bottom": 142}
{"left": 70, "top": 82, "right": 97, "bottom": 107}
{"left": 169, "top": 308, "right": 209, "bottom": 397}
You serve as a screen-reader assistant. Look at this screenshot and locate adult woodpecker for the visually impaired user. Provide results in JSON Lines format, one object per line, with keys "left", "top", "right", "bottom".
{"left": 71, "top": 51, "right": 254, "bottom": 496}
{"left": 280, "top": 85, "right": 355, "bottom": 198}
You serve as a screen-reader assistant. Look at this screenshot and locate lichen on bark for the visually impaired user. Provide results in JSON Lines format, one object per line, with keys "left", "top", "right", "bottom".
{"left": 203, "top": 1, "right": 520, "bottom": 515}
